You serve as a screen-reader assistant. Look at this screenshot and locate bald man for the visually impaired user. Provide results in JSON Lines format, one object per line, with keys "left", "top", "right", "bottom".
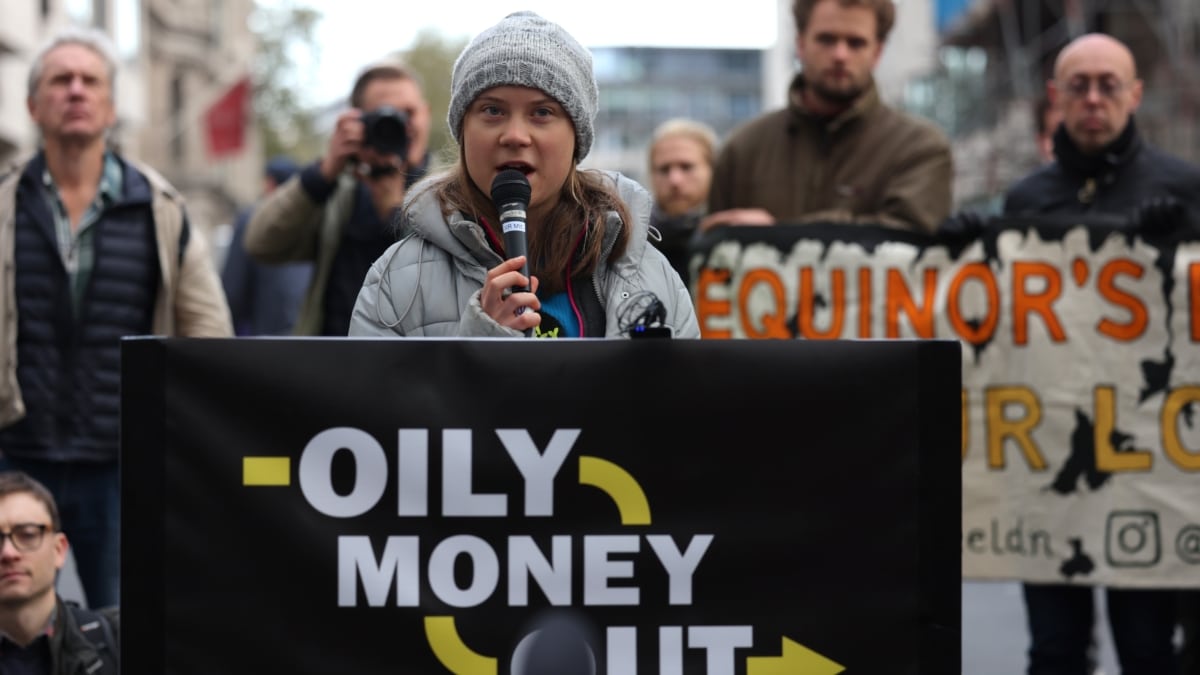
{"left": 1004, "top": 33, "right": 1200, "bottom": 227}
{"left": 1001, "top": 32, "right": 1198, "bottom": 675}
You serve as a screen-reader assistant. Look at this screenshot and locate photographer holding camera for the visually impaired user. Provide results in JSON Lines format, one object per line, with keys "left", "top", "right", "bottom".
{"left": 244, "top": 59, "right": 431, "bottom": 336}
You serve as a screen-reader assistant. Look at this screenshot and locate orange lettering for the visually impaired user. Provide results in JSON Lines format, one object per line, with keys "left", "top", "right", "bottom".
{"left": 1012, "top": 262, "right": 1066, "bottom": 344}
{"left": 739, "top": 269, "right": 789, "bottom": 339}
{"left": 798, "top": 268, "right": 846, "bottom": 339}
{"left": 858, "top": 267, "right": 872, "bottom": 338}
{"left": 947, "top": 262, "right": 1000, "bottom": 345}
{"left": 1191, "top": 263, "right": 1200, "bottom": 342}
{"left": 696, "top": 268, "right": 731, "bottom": 339}
{"left": 885, "top": 268, "right": 937, "bottom": 338}
{"left": 1096, "top": 259, "right": 1148, "bottom": 341}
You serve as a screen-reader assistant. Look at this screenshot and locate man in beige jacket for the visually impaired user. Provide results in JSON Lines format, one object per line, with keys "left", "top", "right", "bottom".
{"left": 0, "top": 26, "right": 231, "bottom": 609}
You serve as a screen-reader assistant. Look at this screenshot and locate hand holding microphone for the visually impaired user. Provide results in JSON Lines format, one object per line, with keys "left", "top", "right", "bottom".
{"left": 490, "top": 170, "right": 539, "bottom": 336}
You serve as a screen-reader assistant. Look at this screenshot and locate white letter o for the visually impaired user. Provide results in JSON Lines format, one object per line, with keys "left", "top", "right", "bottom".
{"left": 299, "top": 427, "right": 387, "bottom": 517}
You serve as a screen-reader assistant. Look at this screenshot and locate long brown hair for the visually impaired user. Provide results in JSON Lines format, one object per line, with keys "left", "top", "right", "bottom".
{"left": 431, "top": 155, "right": 631, "bottom": 296}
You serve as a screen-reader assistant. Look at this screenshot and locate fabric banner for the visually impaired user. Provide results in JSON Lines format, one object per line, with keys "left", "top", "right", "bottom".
{"left": 204, "top": 76, "right": 251, "bottom": 158}
{"left": 120, "top": 338, "right": 959, "bottom": 674}
{"left": 691, "top": 219, "right": 1200, "bottom": 588}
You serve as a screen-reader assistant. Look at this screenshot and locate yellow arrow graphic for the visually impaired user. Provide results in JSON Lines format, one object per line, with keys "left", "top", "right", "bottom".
{"left": 747, "top": 637, "right": 846, "bottom": 675}
{"left": 424, "top": 616, "right": 496, "bottom": 675}
{"left": 578, "top": 455, "right": 651, "bottom": 525}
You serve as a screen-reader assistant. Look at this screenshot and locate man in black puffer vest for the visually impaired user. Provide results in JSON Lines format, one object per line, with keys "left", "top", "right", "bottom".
{"left": 0, "top": 26, "right": 232, "bottom": 612}
{"left": 1003, "top": 33, "right": 1200, "bottom": 675}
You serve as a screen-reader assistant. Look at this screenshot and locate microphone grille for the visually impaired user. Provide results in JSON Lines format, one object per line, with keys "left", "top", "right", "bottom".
{"left": 491, "top": 169, "right": 531, "bottom": 207}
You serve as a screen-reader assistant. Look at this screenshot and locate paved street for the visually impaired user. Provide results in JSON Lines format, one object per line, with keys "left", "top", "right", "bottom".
{"left": 963, "top": 580, "right": 1119, "bottom": 675}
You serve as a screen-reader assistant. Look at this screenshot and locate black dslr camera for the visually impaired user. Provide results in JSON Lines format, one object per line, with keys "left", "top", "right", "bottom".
{"left": 360, "top": 106, "right": 410, "bottom": 160}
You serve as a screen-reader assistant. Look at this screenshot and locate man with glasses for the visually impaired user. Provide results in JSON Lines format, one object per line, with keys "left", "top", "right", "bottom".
{"left": 1004, "top": 32, "right": 1200, "bottom": 229}
{"left": 1002, "top": 32, "right": 1199, "bottom": 675}
{"left": 0, "top": 471, "right": 118, "bottom": 673}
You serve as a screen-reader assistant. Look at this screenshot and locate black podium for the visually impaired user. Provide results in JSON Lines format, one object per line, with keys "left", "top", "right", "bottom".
{"left": 121, "top": 338, "right": 961, "bottom": 674}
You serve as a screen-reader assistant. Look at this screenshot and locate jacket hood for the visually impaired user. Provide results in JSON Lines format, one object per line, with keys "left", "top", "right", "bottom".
{"left": 401, "top": 169, "right": 655, "bottom": 280}
{"left": 401, "top": 173, "right": 497, "bottom": 280}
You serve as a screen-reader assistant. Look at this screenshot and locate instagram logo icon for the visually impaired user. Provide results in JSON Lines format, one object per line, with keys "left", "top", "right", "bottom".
{"left": 1105, "top": 511, "right": 1161, "bottom": 568}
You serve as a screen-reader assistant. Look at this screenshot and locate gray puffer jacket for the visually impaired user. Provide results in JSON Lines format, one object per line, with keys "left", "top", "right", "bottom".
{"left": 349, "top": 170, "right": 698, "bottom": 338}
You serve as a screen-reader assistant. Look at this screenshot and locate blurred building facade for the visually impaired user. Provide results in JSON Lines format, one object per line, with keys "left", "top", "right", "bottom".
{"left": 910, "top": 0, "right": 1200, "bottom": 207}
{"left": 589, "top": 0, "right": 947, "bottom": 188}
{"left": 587, "top": 46, "right": 764, "bottom": 186}
{"left": 141, "top": 0, "right": 261, "bottom": 237}
{"left": 0, "top": 0, "right": 261, "bottom": 246}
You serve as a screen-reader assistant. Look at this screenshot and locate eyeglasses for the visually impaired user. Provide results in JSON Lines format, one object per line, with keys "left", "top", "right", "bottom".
{"left": 1060, "top": 76, "right": 1129, "bottom": 100}
{"left": 0, "top": 523, "right": 51, "bottom": 553}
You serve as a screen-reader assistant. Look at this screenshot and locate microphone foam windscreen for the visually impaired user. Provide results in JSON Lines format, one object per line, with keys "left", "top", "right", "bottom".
{"left": 491, "top": 169, "right": 531, "bottom": 208}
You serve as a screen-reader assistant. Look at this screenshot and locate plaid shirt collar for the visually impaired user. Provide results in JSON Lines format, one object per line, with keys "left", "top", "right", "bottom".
{"left": 41, "top": 150, "right": 123, "bottom": 213}
{"left": 38, "top": 150, "right": 124, "bottom": 312}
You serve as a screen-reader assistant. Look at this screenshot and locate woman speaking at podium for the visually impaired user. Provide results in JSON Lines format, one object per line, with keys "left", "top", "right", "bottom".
{"left": 349, "top": 12, "right": 697, "bottom": 340}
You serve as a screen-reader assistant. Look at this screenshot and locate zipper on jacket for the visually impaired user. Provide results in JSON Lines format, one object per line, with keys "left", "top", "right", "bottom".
{"left": 592, "top": 216, "right": 622, "bottom": 327}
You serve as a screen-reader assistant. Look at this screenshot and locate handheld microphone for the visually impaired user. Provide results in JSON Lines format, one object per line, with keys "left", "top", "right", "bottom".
{"left": 490, "top": 169, "right": 532, "bottom": 290}
{"left": 490, "top": 169, "right": 533, "bottom": 336}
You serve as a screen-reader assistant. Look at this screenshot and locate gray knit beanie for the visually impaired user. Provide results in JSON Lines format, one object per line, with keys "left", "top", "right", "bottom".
{"left": 448, "top": 11, "right": 598, "bottom": 162}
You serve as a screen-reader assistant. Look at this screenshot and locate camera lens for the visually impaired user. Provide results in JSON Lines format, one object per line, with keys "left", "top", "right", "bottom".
{"left": 362, "top": 106, "right": 410, "bottom": 159}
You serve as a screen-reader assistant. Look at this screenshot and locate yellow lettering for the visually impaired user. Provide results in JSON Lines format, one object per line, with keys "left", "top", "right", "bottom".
{"left": 986, "top": 387, "right": 1047, "bottom": 470}
{"left": 1162, "top": 386, "right": 1200, "bottom": 471}
{"left": 1093, "top": 386, "right": 1153, "bottom": 472}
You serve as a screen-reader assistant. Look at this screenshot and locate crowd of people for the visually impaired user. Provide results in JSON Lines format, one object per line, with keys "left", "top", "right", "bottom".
{"left": 0, "top": 0, "right": 1197, "bottom": 672}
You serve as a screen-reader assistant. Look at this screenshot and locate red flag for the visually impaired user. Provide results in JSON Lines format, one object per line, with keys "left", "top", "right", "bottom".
{"left": 204, "top": 76, "right": 251, "bottom": 158}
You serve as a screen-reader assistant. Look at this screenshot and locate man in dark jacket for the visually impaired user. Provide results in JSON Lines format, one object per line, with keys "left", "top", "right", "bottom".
{"left": 1005, "top": 36, "right": 1200, "bottom": 226}
{"left": 244, "top": 60, "right": 432, "bottom": 336}
{"left": 1003, "top": 32, "right": 1199, "bottom": 675}
{"left": 703, "top": 0, "right": 952, "bottom": 235}
{"left": 221, "top": 156, "right": 312, "bottom": 335}
{"left": 0, "top": 471, "right": 119, "bottom": 674}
